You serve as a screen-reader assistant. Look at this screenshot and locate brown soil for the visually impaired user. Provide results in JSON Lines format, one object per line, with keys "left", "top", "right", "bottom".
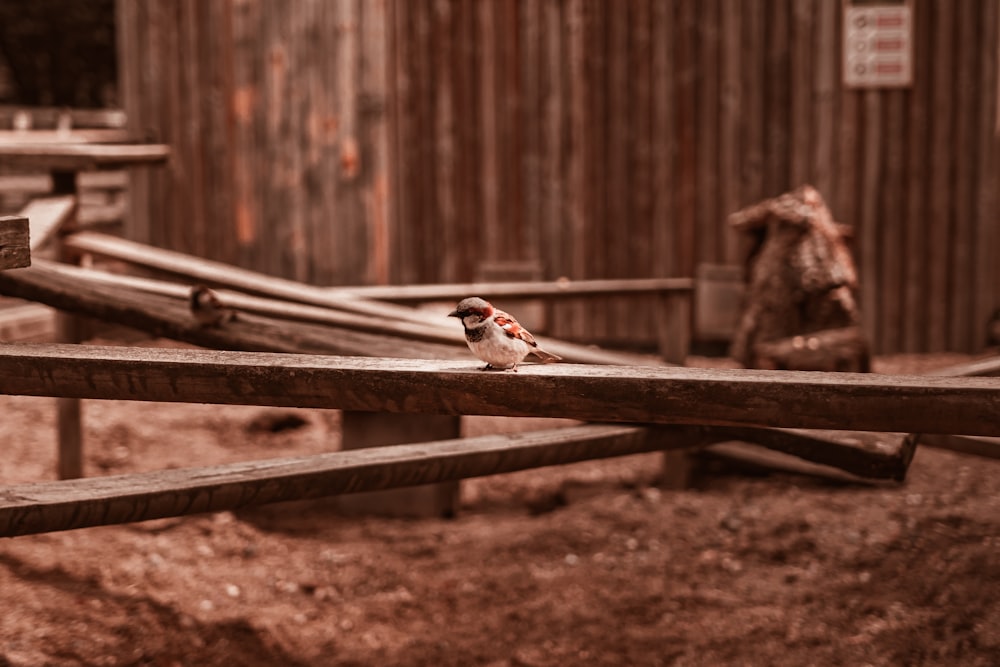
{"left": 1, "top": 352, "right": 998, "bottom": 666}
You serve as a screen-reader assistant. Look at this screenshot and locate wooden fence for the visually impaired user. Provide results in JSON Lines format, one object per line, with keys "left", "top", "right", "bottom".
{"left": 117, "top": 0, "right": 1000, "bottom": 354}
{"left": 0, "top": 342, "right": 997, "bottom": 536}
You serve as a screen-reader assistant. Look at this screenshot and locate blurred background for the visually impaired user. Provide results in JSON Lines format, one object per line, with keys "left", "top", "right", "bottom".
{"left": 0, "top": 0, "right": 997, "bottom": 355}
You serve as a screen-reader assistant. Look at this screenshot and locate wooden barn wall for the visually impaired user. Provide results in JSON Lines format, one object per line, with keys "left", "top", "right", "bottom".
{"left": 118, "top": 0, "right": 1000, "bottom": 354}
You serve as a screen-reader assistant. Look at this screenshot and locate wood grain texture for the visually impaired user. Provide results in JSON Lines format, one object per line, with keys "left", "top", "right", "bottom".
{"left": 0, "top": 344, "right": 996, "bottom": 436}
{"left": 0, "top": 421, "right": 907, "bottom": 537}
{"left": 0, "top": 216, "right": 30, "bottom": 270}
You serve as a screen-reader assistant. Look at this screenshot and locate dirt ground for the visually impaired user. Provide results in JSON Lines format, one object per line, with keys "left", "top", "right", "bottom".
{"left": 0, "top": 350, "right": 998, "bottom": 666}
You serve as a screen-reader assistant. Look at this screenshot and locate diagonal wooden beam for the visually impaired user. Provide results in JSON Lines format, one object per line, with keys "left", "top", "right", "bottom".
{"left": 328, "top": 277, "right": 695, "bottom": 302}
{"left": 58, "top": 234, "right": 667, "bottom": 365}
{"left": 0, "top": 424, "right": 696, "bottom": 537}
{"left": 0, "top": 343, "right": 996, "bottom": 436}
{"left": 0, "top": 260, "right": 464, "bottom": 359}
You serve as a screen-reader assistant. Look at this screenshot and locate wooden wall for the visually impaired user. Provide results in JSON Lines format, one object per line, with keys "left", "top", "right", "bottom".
{"left": 118, "top": 0, "right": 1000, "bottom": 354}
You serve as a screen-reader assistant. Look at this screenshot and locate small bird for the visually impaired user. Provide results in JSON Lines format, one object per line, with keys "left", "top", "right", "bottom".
{"left": 189, "top": 285, "right": 236, "bottom": 327}
{"left": 448, "top": 296, "right": 561, "bottom": 370}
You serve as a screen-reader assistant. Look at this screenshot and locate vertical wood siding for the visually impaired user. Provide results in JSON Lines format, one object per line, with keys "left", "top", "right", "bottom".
{"left": 118, "top": 0, "right": 1000, "bottom": 353}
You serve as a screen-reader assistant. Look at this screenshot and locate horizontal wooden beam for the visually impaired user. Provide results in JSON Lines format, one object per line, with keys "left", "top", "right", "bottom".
{"left": 0, "top": 216, "right": 30, "bottom": 270}
{"left": 0, "top": 105, "right": 126, "bottom": 129}
{"left": 0, "top": 344, "right": 996, "bottom": 436}
{"left": 0, "top": 129, "right": 131, "bottom": 144}
{"left": 331, "top": 277, "right": 695, "bottom": 302}
{"left": 0, "top": 143, "right": 169, "bottom": 171}
{"left": 0, "top": 424, "right": 692, "bottom": 537}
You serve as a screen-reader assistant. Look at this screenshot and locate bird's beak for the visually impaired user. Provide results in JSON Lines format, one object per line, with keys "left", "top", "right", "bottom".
{"left": 448, "top": 310, "right": 460, "bottom": 318}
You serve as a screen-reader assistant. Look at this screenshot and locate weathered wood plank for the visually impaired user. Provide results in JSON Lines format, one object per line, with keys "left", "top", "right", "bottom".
{"left": 0, "top": 344, "right": 997, "bottom": 436}
{"left": 0, "top": 129, "right": 130, "bottom": 143}
{"left": 707, "top": 426, "right": 912, "bottom": 481}
{"left": 57, "top": 231, "right": 663, "bottom": 365}
{"left": 0, "top": 261, "right": 466, "bottom": 359}
{"left": 0, "top": 216, "right": 30, "bottom": 270}
{"left": 0, "top": 259, "right": 662, "bottom": 366}
{"left": 0, "top": 143, "right": 169, "bottom": 171}
{"left": 0, "top": 424, "right": 693, "bottom": 537}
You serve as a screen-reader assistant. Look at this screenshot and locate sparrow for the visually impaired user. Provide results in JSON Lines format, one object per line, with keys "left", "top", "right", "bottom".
{"left": 448, "top": 296, "right": 561, "bottom": 370}
{"left": 189, "top": 285, "right": 236, "bottom": 327}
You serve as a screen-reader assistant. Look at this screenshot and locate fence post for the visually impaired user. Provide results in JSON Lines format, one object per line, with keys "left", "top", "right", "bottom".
{"left": 335, "top": 412, "right": 462, "bottom": 517}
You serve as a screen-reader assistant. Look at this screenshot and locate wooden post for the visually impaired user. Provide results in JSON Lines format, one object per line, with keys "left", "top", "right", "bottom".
{"left": 52, "top": 169, "right": 84, "bottom": 480}
{"left": 335, "top": 412, "right": 461, "bottom": 518}
{"left": 656, "top": 291, "right": 691, "bottom": 365}
{"left": 0, "top": 216, "right": 30, "bottom": 270}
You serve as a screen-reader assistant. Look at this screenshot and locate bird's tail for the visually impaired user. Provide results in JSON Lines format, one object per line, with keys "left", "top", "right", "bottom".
{"left": 531, "top": 347, "right": 562, "bottom": 364}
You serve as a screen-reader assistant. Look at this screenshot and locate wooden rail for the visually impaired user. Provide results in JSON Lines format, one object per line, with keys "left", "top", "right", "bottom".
{"left": 0, "top": 142, "right": 169, "bottom": 171}
{"left": 331, "top": 278, "right": 695, "bottom": 301}
{"left": 0, "top": 344, "right": 997, "bottom": 436}
{"left": 0, "top": 424, "right": 689, "bottom": 537}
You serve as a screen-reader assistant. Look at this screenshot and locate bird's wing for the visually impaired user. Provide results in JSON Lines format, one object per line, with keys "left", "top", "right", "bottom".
{"left": 493, "top": 310, "right": 538, "bottom": 347}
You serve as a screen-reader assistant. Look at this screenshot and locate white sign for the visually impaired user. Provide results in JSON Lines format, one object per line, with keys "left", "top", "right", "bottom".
{"left": 843, "top": 4, "right": 913, "bottom": 88}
